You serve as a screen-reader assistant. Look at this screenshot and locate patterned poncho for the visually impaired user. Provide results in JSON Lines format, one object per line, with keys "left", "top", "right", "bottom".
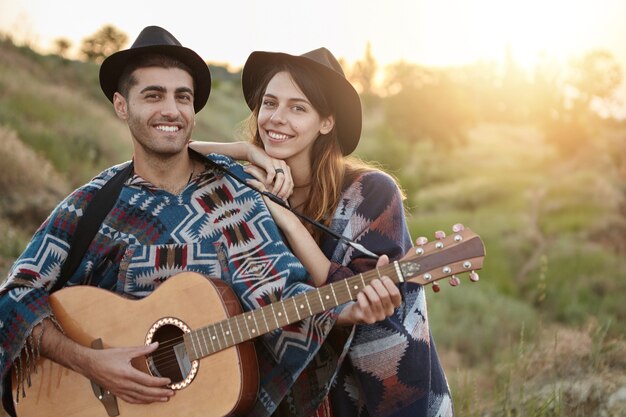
{"left": 0, "top": 154, "right": 340, "bottom": 417}
{"left": 278, "top": 170, "right": 454, "bottom": 417}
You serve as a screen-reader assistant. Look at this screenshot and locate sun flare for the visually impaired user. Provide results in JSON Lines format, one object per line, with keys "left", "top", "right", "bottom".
{"left": 463, "top": 0, "right": 607, "bottom": 69}
{"left": 361, "top": 0, "right": 622, "bottom": 71}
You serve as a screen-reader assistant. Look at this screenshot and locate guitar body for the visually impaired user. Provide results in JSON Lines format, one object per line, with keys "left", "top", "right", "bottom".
{"left": 12, "top": 272, "right": 258, "bottom": 417}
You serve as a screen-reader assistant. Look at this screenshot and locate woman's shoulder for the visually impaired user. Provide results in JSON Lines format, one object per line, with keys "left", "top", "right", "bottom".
{"left": 347, "top": 168, "right": 401, "bottom": 194}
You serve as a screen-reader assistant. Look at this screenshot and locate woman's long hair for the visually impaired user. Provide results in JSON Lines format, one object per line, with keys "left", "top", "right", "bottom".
{"left": 246, "top": 62, "right": 379, "bottom": 242}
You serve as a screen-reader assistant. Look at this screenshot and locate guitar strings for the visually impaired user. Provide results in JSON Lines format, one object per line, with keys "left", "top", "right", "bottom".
{"left": 147, "top": 264, "right": 407, "bottom": 375}
{"left": 146, "top": 263, "right": 400, "bottom": 367}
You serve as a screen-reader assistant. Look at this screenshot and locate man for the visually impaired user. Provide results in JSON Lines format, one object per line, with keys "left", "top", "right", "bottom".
{"left": 0, "top": 26, "right": 400, "bottom": 416}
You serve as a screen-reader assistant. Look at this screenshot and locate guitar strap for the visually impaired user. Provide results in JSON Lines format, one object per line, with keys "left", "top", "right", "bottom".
{"left": 50, "top": 161, "right": 134, "bottom": 293}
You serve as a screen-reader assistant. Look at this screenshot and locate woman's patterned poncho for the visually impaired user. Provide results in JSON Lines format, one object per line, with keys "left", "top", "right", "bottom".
{"left": 279, "top": 170, "right": 454, "bottom": 417}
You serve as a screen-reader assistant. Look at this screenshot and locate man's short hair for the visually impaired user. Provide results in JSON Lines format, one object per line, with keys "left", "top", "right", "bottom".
{"left": 117, "top": 53, "right": 195, "bottom": 99}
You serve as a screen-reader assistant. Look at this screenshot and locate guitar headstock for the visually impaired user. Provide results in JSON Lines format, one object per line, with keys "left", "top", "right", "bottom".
{"left": 398, "top": 224, "right": 485, "bottom": 291}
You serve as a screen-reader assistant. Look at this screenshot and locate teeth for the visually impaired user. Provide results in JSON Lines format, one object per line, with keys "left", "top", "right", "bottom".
{"left": 267, "top": 131, "right": 290, "bottom": 141}
{"left": 156, "top": 125, "right": 179, "bottom": 132}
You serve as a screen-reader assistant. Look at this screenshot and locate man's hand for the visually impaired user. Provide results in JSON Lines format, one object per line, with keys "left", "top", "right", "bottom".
{"left": 336, "top": 255, "right": 402, "bottom": 325}
{"left": 80, "top": 343, "right": 174, "bottom": 404}
{"left": 37, "top": 320, "right": 174, "bottom": 404}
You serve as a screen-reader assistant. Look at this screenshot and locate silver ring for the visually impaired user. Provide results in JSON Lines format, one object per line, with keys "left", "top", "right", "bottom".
{"left": 275, "top": 168, "right": 285, "bottom": 175}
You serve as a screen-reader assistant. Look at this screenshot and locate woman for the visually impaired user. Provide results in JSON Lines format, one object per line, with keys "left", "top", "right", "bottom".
{"left": 191, "top": 48, "right": 453, "bottom": 417}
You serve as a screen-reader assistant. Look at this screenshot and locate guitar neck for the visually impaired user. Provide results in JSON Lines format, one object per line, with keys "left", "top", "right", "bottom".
{"left": 184, "top": 231, "right": 484, "bottom": 361}
{"left": 184, "top": 263, "right": 397, "bottom": 360}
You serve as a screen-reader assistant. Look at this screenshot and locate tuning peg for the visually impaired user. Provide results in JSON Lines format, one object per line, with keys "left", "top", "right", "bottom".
{"left": 433, "top": 231, "right": 446, "bottom": 248}
{"left": 452, "top": 223, "right": 465, "bottom": 232}
{"left": 469, "top": 271, "right": 480, "bottom": 282}
{"left": 449, "top": 276, "right": 461, "bottom": 286}
{"left": 415, "top": 236, "right": 428, "bottom": 255}
{"left": 432, "top": 282, "right": 441, "bottom": 293}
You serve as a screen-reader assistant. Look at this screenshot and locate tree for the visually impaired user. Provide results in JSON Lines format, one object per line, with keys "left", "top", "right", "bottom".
{"left": 80, "top": 25, "right": 128, "bottom": 63}
{"left": 541, "top": 50, "right": 623, "bottom": 155}
{"left": 351, "top": 42, "right": 377, "bottom": 96}
{"left": 384, "top": 61, "right": 438, "bottom": 94}
{"left": 383, "top": 63, "right": 474, "bottom": 149}
{"left": 568, "top": 50, "right": 622, "bottom": 110}
{"left": 54, "top": 38, "right": 72, "bottom": 58}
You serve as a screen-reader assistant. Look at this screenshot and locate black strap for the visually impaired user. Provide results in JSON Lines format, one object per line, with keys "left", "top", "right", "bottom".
{"left": 50, "top": 162, "right": 134, "bottom": 293}
{"left": 2, "top": 371, "right": 16, "bottom": 417}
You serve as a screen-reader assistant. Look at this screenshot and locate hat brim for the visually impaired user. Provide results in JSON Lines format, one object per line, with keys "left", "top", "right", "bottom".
{"left": 242, "top": 51, "right": 362, "bottom": 155}
{"left": 100, "top": 44, "right": 211, "bottom": 113}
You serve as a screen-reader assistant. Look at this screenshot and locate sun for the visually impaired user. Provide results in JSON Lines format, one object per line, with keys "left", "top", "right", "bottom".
{"left": 467, "top": 0, "right": 617, "bottom": 70}
{"left": 363, "top": 0, "right": 615, "bottom": 70}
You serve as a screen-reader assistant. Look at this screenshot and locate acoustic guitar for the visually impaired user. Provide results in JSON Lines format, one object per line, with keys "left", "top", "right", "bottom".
{"left": 12, "top": 227, "right": 485, "bottom": 417}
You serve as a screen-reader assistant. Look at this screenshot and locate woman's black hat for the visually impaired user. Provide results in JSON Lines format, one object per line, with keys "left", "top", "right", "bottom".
{"left": 242, "top": 48, "right": 362, "bottom": 155}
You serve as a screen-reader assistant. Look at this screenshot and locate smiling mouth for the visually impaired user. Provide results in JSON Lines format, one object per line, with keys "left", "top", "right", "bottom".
{"left": 266, "top": 130, "right": 292, "bottom": 141}
{"left": 155, "top": 125, "right": 180, "bottom": 133}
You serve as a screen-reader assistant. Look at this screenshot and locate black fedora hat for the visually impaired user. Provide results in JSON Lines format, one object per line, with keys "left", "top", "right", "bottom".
{"left": 242, "top": 48, "right": 362, "bottom": 155}
{"left": 99, "top": 26, "right": 211, "bottom": 113}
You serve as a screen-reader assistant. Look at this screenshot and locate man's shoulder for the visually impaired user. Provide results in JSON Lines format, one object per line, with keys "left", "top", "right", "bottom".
{"left": 65, "top": 161, "right": 132, "bottom": 202}
{"left": 204, "top": 153, "right": 248, "bottom": 177}
{"left": 93, "top": 161, "right": 133, "bottom": 183}
{"left": 205, "top": 153, "right": 238, "bottom": 167}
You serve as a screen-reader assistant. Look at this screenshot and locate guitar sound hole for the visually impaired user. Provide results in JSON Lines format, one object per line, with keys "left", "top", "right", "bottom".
{"left": 146, "top": 323, "right": 191, "bottom": 385}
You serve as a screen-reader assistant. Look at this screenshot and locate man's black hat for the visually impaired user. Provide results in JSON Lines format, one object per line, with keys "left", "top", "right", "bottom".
{"left": 99, "top": 26, "right": 211, "bottom": 112}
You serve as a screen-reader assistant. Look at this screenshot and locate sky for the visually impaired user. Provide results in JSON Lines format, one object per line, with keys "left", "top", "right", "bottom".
{"left": 1, "top": 0, "right": 626, "bottom": 72}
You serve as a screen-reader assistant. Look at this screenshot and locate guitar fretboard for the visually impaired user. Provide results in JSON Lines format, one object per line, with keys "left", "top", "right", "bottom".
{"left": 184, "top": 262, "right": 400, "bottom": 360}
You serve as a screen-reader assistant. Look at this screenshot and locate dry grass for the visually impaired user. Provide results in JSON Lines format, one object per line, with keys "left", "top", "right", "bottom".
{"left": 0, "top": 126, "right": 66, "bottom": 190}
{"left": 515, "top": 321, "right": 626, "bottom": 416}
{"left": 0, "top": 125, "right": 69, "bottom": 228}
{"left": 0, "top": 125, "right": 71, "bottom": 278}
{"left": 444, "top": 320, "right": 626, "bottom": 416}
